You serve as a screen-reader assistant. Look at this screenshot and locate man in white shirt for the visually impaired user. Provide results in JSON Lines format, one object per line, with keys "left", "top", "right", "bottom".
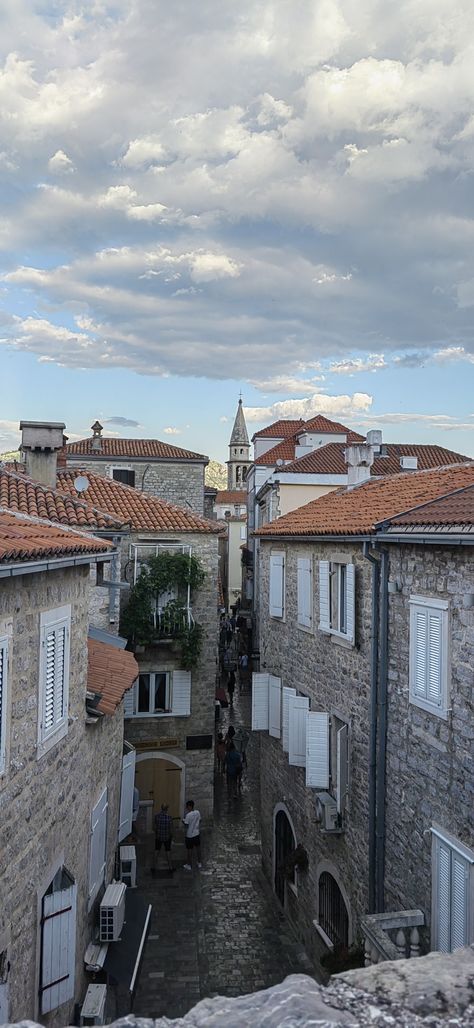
{"left": 182, "top": 799, "right": 202, "bottom": 870}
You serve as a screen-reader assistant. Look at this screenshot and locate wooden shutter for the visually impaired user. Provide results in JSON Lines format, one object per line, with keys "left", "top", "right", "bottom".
{"left": 0, "top": 638, "right": 7, "bottom": 775}
{"left": 118, "top": 743, "right": 136, "bottom": 842}
{"left": 172, "top": 671, "right": 191, "bottom": 715}
{"left": 305, "top": 712, "right": 329, "bottom": 788}
{"left": 288, "top": 694, "right": 309, "bottom": 766}
{"left": 41, "top": 872, "right": 77, "bottom": 1014}
{"left": 451, "top": 852, "right": 469, "bottom": 950}
{"left": 427, "top": 611, "right": 442, "bottom": 706}
{"left": 268, "top": 675, "right": 282, "bottom": 739}
{"left": 435, "top": 837, "right": 452, "bottom": 953}
{"left": 297, "top": 558, "right": 312, "bottom": 629}
{"left": 319, "top": 561, "right": 330, "bottom": 633}
{"left": 269, "top": 553, "right": 285, "bottom": 617}
{"left": 39, "top": 608, "right": 70, "bottom": 743}
{"left": 336, "top": 724, "right": 349, "bottom": 813}
{"left": 282, "top": 686, "right": 296, "bottom": 752}
{"left": 89, "top": 788, "right": 108, "bottom": 904}
{"left": 123, "top": 679, "right": 136, "bottom": 717}
{"left": 251, "top": 672, "right": 269, "bottom": 730}
{"left": 411, "top": 604, "right": 444, "bottom": 708}
{"left": 413, "top": 607, "right": 428, "bottom": 698}
{"left": 345, "top": 564, "right": 355, "bottom": 643}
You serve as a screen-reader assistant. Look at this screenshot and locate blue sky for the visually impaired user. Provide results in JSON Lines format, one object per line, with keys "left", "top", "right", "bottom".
{"left": 1, "top": 0, "right": 474, "bottom": 463}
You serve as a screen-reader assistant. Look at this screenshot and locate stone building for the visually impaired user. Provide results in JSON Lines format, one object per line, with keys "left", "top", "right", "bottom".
{"left": 226, "top": 399, "right": 251, "bottom": 490}
{"left": 254, "top": 463, "right": 474, "bottom": 970}
{"left": 65, "top": 421, "right": 209, "bottom": 515}
{"left": 55, "top": 469, "right": 222, "bottom": 822}
{"left": 0, "top": 511, "right": 138, "bottom": 1025}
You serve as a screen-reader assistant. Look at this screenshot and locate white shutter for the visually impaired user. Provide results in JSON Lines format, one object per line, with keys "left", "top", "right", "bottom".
{"left": 282, "top": 687, "right": 296, "bottom": 752}
{"left": 172, "top": 671, "right": 191, "bottom": 715}
{"left": 427, "top": 612, "right": 442, "bottom": 706}
{"left": 345, "top": 564, "right": 355, "bottom": 644}
{"left": 123, "top": 679, "right": 136, "bottom": 717}
{"left": 89, "top": 788, "right": 108, "bottom": 904}
{"left": 118, "top": 743, "right": 136, "bottom": 842}
{"left": 251, "top": 672, "right": 269, "bottom": 730}
{"left": 0, "top": 638, "right": 8, "bottom": 775}
{"left": 39, "top": 607, "right": 71, "bottom": 744}
{"left": 436, "top": 838, "right": 452, "bottom": 953}
{"left": 268, "top": 675, "right": 282, "bottom": 739}
{"left": 319, "top": 561, "right": 330, "bottom": 632}
{"left": 297, "top": 558, "right": 312, "bottom": 629}
{"left": 451, "top": 853, "right": 469, "bottom": 950}
{"left": 413, "top": 607, "right": 428, "bottom": 699}
{"left": 305, "top": 712, "right": 329, "bottom": 788}
{"left": 269, "top": 553, "right": 285, "bottom": 617}
{"left": 41, "top": 874, "right": 77, "bottom": 1014}
{"left": 336, "top": 724, "right": 349, "bottom": 813}
{"left": 288, "top": 694, "right": 309, "bottom": 766}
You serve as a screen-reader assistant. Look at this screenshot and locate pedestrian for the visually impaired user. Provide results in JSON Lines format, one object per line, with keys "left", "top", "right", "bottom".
{"left": 216, "top": 731, "right": 226, "bottom": 773}
{"left": 238, "top": 652, "right": 249, "bottom": 692}
{"left": 234, "top": 725, "right": 250, "bottom": 769}
{"left": 131, "top": 786, "right": 140, "bottom": 841}
{"left": 227, "top": 669, "right": 236, "bottom": 705}
{"left": 182, "top": 799, "right": 202, "bottom": 870}
{"left": 225, "top": 724, "right": 236, "bottom": 749}
{"left": 154, "top": 803, "right": 173, "bottom": 872}
{"left": 224, "top": 741, "right": 242, "bottom": 796}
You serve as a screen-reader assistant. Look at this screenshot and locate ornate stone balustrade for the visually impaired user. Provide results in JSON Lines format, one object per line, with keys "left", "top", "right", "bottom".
{"left": 361, "top": 909, "right": 425, "bottom": 965}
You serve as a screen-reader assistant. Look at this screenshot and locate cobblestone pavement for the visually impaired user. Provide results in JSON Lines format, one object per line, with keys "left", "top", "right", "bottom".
{"left": 132, "top": 675, "right": 315, "bottom": 1020}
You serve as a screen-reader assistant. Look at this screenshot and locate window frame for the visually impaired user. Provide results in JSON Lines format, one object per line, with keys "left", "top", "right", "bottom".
{"left": 109, "top": 465, "right": 136, "bottom": 487}
{"left": 431, "top": 826, "right": 474, "bottom": 952}
{"left": 37, "top": 605, "right": 71, "bottom": 757}
{"left": 319, "top": 559, "right": 355, "bottom": 644}
{"left": 409, "top": 596, "right": 449, "bottom": 718}
{"left": 269, "top": 550, "right": 285, "bottom": 620}
{"left": 297, "top": 556, "right": 313, "bottom": 632}
{"left": 136, "top": 671, "right": 172, "bottom": 715}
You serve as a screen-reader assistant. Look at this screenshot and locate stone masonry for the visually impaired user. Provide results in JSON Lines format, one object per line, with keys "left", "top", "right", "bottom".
{"left": 0, "top": 565, "right": 125, "bottom": 1026}
{"left": 67, "top": 459, "right": 206, "bottom": 515}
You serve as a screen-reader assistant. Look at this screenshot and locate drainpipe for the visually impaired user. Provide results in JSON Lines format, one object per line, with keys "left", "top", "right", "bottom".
{"left": 362, "top": 542, "right": 379, "bottom": 914}
{"left": 376, "top": 547, "right": 389, "bottom": 913}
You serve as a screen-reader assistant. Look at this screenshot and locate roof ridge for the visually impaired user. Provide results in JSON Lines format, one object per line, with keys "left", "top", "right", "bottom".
{"left": 0, "top": 506, "right": 114, "bottom": 543}
{"left": 376, "top": 481, "right": 474, "bottom": 528}
{"left": 0, "top": 465, "right": 124, "bottom": 527}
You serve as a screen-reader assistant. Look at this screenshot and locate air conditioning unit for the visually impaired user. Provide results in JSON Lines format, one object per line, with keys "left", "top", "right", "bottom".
{"left": 99, "top": 882, "right": 126, "bottom": 942}
{"left": 315, "top": 792, "right": 339, "bottom": 831}
{"left": 80, "top": 984, "right": 107, "bottom": 1026}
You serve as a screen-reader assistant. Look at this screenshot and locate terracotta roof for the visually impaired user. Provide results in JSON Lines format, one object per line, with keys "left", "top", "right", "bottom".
{"left": 255, "top": 435, "right": 301, "bottom": 466}
{"left": 254, "top": 417, "right": 364, "bottom": 468}
{"left": 279, "top": 442, "right": 472, "bottom": 477}
{"left": 251, "top": 419, "right": 305, "bottom": 442}
{"left": 0, "top": 466, "right": 124, "bottom": 531}
{"left": 214, "top": 490, "right": 248, "bottom": 504}
{"left": 56, "top": 470, "right": 222, "bottom": 534}
{"left": 87, "top": 638, "right": 138, "bottom": 715}
{"left": 0, "top": 510, "right": 113, "bottom": 563}
{"left": 256, "top": 463, "right": 474, "bottom": 538}
{"left": 387, "top": 484, "right": 474, "bottom": 528}
{"left": 296, "top": 415, "right": 364, "bottom": 440}
{"left": 66, "top": 437, "right": 208, "bottom": 461}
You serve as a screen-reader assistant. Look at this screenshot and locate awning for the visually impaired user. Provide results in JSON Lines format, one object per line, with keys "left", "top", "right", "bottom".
{"left": 103, "top": 890, "right": 151, "bottom": 1014}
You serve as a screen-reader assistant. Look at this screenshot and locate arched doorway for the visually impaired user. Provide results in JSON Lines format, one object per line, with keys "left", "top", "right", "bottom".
{"left": 135, "top": 752, "right": 185, "bottom": 821}
{"left": 318, "top": 871, "right": 349, "bottom": 949}
{"left": 273, "top": 805, "right": 296, "bottom": 906}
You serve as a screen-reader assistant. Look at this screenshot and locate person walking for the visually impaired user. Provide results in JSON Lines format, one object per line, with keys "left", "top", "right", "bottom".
{"left": 224, "top": 741, "right": 242, "bottom": 796}
{"left": 216, "top": 731, "right": 226, "bottom": 773}
{"left": 227, "top": 669, "right": 236, "bottom": 705}
{"left": 182, "top": 799, "right": 202, "bottom": 870}
{"left": 154, "top": 803, "right": 173, "bottom": 872}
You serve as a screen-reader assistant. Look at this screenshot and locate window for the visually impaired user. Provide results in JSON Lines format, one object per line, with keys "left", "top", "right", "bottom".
{"left": 432, "top": 829, "right": 474, "bottom": 952}
{"left": 118, "top": 742, "right": 136, "bottom": 843}
{"left": 269, "top": 551, "right": 285, "bottom": 618}
{"left": 38, "top": 605, "right": 71, "bottom": 754}
{"left": 319, "top": 561, "right": 355, "bottom": 643}
{"left": 318, "top": 872, "right": 349, "bottom": 948}
{"left": 88, "top": 788, "right": 108, "bottom": 907}
{"left": 112, "top": 468, "right": 135, "bottom": 486}
{"left": 124, "top": 670, "right": 191, "bottom": 717}
{"left": 40, "top": 867, "right": 77, "bottom": 1014}
{"left": 297, "top": 557, "right": 313, "bottom": 630}
{"left": 0, "top": 638, "right": 8, "bottom": 775}
{"left": 409, "top": 597, "right": 448, "bottom": 717}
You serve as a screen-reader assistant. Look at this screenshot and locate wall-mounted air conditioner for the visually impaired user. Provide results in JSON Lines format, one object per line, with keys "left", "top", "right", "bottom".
{"left": 315, "top": 792, "right": 339, "bottom": 831}
{"left": 80, "top": 984, "right": 107, "bottom": 1026}
{"left": 99, "top": 882, "right": 126, "bottom": 942}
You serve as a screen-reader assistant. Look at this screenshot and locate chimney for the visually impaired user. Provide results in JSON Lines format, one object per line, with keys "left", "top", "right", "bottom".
{"left": 366, "top": 429, "right": 382, "bottom": 453}
{"left": 20, "top": 421, "right": 66, "bottom": 488}
{"left": 345, "top": 429, "right": 383, "bottom": 487}
{"left": 91, "top": 420, "right": 103, "bottom": 452}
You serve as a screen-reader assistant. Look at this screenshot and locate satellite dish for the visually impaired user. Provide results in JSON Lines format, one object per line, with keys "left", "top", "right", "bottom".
{"left": 74, "top": 475, "right": 90, "bottom": 494}
{"left": 276, "top": 458, "right": 284, "bottom": 466}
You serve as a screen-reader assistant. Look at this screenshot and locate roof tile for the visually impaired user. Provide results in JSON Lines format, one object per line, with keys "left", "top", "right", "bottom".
{"left": 66, "top": 437, "right": 208, "bottom": 461}
{"left": 87, "top": 639, "right": 138, "bottom": 716}
{"left": 0, "top": 466, "right": 124, "bottom": 530}
{"left": 280, "top": 442, "right": 472, "bottom": 477}
{"left": 0, "top": 511, "right": 113, "bottom": 563}
{"left": 214, "top": 490, "right": 248, "bottom": 504}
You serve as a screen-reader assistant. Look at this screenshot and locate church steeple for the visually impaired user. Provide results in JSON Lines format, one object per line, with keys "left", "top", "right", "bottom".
{"left": 227, "top": 398, "right": 251, "bottom": 489}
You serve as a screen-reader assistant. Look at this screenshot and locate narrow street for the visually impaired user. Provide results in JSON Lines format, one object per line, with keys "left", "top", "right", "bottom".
{"left": 132, "top": 681, "right": 313, "bottom": 1020}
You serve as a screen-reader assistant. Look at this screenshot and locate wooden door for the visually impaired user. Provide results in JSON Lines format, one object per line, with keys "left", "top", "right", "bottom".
{"left": 274, "top": 810, "right": 294, "bottom": 906}
{"left": 135, "top": 758, "right": 182, "bottom": 819}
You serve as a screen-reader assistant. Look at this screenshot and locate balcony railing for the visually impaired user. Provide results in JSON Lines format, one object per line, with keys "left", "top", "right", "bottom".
{"left": 361, "top": 910, "right": 424, "bottom": 965}
{"left": 152, "top": 604, "right": 194, "bottom": 638}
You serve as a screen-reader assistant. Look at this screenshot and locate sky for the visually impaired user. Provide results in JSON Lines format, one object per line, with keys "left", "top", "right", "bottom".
{"left": 1, "top": 0, "right": 474, "bottom": 463}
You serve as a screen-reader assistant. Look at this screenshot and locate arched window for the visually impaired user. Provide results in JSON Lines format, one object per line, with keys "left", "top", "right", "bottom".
{"left": 242, "top": 466, "right": 248, "bottom": 481}
{"left": 318, "top": 871, "right": 349, "bottom": 948}
{"left": 274, "top": 807, "right": 296, "bottom": 905}
{"left": 236, "top": 465, "right": 242, "bottom": 483}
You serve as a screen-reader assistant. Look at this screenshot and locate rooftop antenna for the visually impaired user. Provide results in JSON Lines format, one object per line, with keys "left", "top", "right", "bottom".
{"left": 74, "top": 475, "right": 90, "bottom": 494}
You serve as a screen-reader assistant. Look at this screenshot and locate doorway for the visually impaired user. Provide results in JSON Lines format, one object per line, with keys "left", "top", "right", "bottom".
{"left": 274, "top": 807, "right": 296, "bottom": 906}
{"left": 135, "top": 755, "right": 184, "bottom": 820}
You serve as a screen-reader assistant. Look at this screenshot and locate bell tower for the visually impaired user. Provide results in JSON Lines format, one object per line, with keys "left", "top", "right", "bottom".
{"left": 227, "top": 398, "right": 251, "bottom": 490}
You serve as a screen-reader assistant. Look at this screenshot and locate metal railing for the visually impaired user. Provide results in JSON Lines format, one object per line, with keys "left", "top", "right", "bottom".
{"left": 361, "top": 910, "right": 424, "bottom": 965}
{"left": 152, "top": 604, "right": 194, "bottom": 637}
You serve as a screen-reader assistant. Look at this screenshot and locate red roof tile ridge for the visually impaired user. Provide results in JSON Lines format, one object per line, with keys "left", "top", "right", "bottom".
{"left": 382, "top": 482, "right": 474, "bottom": 527}
{"left": 0, "top": 505, "right": 114, "bottom": 543}
{"left": 0, "top": 466, "right": 125, "bottom": 529}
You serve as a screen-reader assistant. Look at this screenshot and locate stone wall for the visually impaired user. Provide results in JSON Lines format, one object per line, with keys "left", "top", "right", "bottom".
{"left": 0, "top": 566, "right": 124, "bottom": 1026}
{"left": 258, "top": 539, "right": 373, "bottom": 963}
{"left": 87, "top": 548, "right": 122, "bottom": 633}
{"left": 122, "top": 531, "right": 219, "bottom": 821}
{"left": 67, "top": 459, "right": 206, "bottom": 514}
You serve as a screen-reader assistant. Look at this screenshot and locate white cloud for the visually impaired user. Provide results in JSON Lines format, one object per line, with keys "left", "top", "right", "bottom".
{"left": 0, "top": 419, "right": 20, "bottom": 453}
{"left": 244, "top": 392, "right": 373, "bottom": 423}
{"left": 48, "top": 149, "right": 75, "bottom": 174}
{"left": 329, "top": 354, "right": 387, "bottom": 375}
{"left": 248, "top": 374, "right": 324, "bottom": 394}
{"left": 189, "top": 253, "right": 242, "bottom": 283}
{"left": 121, "top": 136, "right": 166, "bottom": 169}
{"left": 163, "top": 426, "right": 182, "bottom": 435}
